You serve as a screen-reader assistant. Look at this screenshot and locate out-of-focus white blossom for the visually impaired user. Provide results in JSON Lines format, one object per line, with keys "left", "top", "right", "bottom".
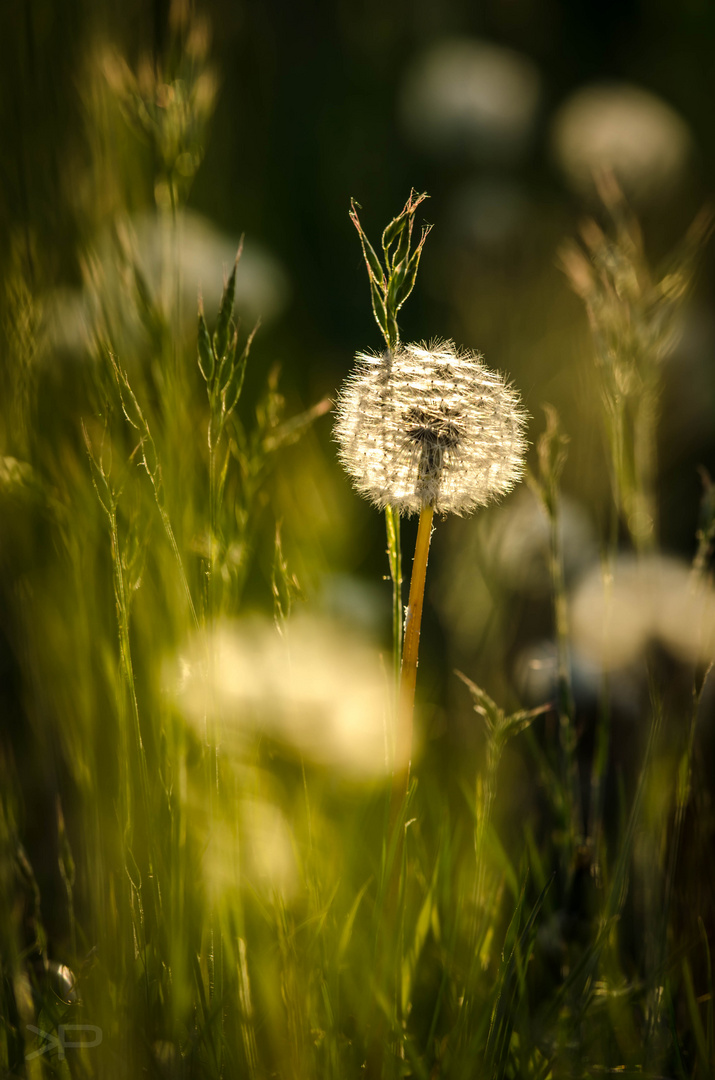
{"left": 126, "top": 209, "right": 289, "bottom": 322}
{"left": 482, "top": 488, "right": 596, "bottom": 595}
{"left": 203, "top": 799, "right": 298, "bottom": 902}
{"left": 174, "top": 615, "right": 395, "bottom": 777}
{"left": 43, "top": 209, "right": 289, "bottom": 355}
{"left": 571, "top": 554, "right": 715, "bottom": 670}
{"left": 552, "top": 83, "right": 692, "bottom": 204}
{"left": 400, "top": 38, "right": 541, "bottom": 163}
{"left": 333, "top": 341, "right": 527, "bottom": 516}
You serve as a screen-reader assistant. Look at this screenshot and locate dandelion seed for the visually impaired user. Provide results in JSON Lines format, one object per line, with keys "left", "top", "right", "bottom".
{"left": 333, "top": 340, "right": 527, "bottom": 516}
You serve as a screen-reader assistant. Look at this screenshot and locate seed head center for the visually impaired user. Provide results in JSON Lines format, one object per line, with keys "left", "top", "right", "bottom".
{"left": 405, "top": 406, "right": 462, "bottom": 451}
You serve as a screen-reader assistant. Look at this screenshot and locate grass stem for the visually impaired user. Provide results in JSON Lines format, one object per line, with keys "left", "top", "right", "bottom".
{"left": 385, "top": 505, "right": 403, "bottom": 688}
{"left": 549, "top": 496, "right": 581, "bottom": 850}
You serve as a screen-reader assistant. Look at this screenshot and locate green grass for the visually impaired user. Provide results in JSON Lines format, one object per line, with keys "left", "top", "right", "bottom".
{"left": 2, "top": 12, "right": 715, "bottom": 1080}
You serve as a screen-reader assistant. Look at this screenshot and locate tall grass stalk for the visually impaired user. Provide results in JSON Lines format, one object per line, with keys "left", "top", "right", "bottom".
{"left": 560, "top": 178, "right": 712, "bottom": 554}
{"left": 385, "top": 504, "right": 403, "bottom": 684}
{"left": 82, "top": 423, "right": 150, "bottom": 837}
{"left": 530, "top": 406, "right": 581, "bottom": 855}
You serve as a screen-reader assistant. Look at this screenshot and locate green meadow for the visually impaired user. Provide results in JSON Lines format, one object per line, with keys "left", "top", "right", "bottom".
{"left": 2, "top": 2, "right": 715, "bottom": 1076}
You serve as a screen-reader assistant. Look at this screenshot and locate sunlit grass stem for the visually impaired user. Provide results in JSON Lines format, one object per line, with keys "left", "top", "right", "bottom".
{"left": 548, "top": 495, "right": 582, "bottom": 851}
{"left": 532, "top": 407, "right": 581, "bottom": 848}
{"left": 108, "top": 505, "right": 148, "bottom": 823}
{"left": 206, "top": 407, "right": 224, "bottom": 1056}
{"left": 385, "top": 505, "right": 403, "bottom": 685}
{"left": 646, "top": 664, "right": 713, "bottom": 1049}
{"left": 111, "top": 354, "right": 201, "bottom": 632}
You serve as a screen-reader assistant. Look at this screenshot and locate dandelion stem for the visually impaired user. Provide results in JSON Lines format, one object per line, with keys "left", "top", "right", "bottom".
{"left": 381, "top": 503, "right": 434, "bottom": 1070}
{"left": 393, "top": 502, "right": 434, "bottom": 801}
{"left": 385, "top": 505, "right": 403, "bottom": 686}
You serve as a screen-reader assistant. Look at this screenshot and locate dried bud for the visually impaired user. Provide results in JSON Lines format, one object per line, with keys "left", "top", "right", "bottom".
{"left": 334, "top": 340, "right": 527, "bottom": 516}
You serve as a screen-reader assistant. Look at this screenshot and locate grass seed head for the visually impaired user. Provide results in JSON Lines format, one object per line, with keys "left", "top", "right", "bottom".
{"left": 334, "top": 340, "right": 527, "bottom": 515}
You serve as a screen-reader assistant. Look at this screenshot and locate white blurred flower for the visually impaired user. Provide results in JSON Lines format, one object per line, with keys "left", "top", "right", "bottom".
{"left": 552, "top": 83, "right": 692, "bottom": 204}
{"left": 399, "top": 38, "right": 540, "bottom": 163}
{"left": 512, "top": 637, "right": 643, "bottom": 717}
{"left": 435, "top": 490, "right": 594, "bottom": 655}
{"left": 43, "top": 209, "right": 289, "bottom": 355}
{"left": 174, "top": 615, "right": 395, "bottom": 777}
{"left": 512, "top": 639, "right": 559, "bottom": 703}
{"left": 333, "top": 341, "right": 527, "bottom": 516}
{"left": 203, "top": 799, "right": 298, "bottom": 902}
{"left": 571, "top": 554, "right": 715, "bottom": 670}
{"left": 126, "top": 209, "right": 289, "bottom": 323}
{"left": 482, "top": 487, "right": 596, "bottom": 595}
{"left": 241, "top": 798, "right": 296, "bottom": 894}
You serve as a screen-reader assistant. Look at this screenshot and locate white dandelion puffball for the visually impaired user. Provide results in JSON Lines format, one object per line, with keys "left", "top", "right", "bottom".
{"left": 334, "top": 341, "right": 527, "bottom": 516}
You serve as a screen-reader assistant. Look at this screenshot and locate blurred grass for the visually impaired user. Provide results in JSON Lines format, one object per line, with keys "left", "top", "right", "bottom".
{"left": 1, "top": 2, "right": 715, "bottom": 1078}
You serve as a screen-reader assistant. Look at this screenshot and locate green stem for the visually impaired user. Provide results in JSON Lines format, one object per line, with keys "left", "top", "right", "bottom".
{"left": 385, "top": 505, "right": 403, "bottom": 686}
{"left": 588, "top": 676, "right": 611, "bottom": 855}
{"left": 632, "top": 382, "right": 658, "bottom": 552}
{"left": 109, "top": 505, "right": 149, "bottom": 826}
{"left": 108, "top": 504, "right": 163, "bottom": 931}
{"left": 549, "top": 496, "right": 581, "bottom": 848}
{"left": 648, "top": 664, "right": 712, "bottom": 1047}
{"left": 475, "top": 739, "right": 500, "bottom": 924}
{"left": 384, "top": 502, "right": 434, "bottom": 959}
{"left": 208, "top": 430, "right": 218, "bottom": 616}
{"left": 206, "top": 413, "right": 223, "bottom": 1057}
{"left": 158, "top": 503, "right": 200, "bottom": 631}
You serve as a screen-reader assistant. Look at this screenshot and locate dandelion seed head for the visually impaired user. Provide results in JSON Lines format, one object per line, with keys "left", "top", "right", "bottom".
{"left": 334, "top": 340, "right": 527, "bottom": 515}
